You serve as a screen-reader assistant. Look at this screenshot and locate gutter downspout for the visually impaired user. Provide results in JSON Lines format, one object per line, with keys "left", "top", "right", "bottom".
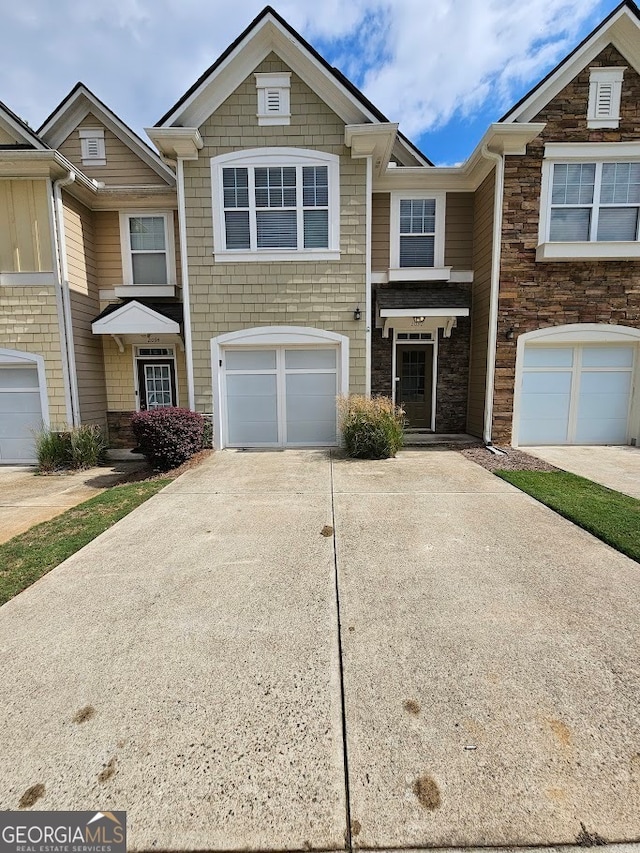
{"left": 51, "top": 172, "right": 81, "bottom": 426}
{"left": 176, "top": 158, "right": 195, "bottom": 411}
{"left": 365, "top": 155, "right": 372, "bottom": 396}
{"left": 480, "top": 144, "right": 505, "bottom": 446}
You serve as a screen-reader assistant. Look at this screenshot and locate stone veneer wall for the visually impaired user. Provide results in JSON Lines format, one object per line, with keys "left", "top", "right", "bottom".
{"left": 494, "top": 45, "right": 640, "bottom": 443}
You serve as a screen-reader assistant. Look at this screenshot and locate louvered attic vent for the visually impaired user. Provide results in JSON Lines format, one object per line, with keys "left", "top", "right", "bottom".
{"left": 79, "top": 127, "right": 106, "bottom": 165}
{"left": 588, "top": 67, "right": 625, "bottom": 128}
{"left": 255, "top": 72, "right": 291, "bottom": 126}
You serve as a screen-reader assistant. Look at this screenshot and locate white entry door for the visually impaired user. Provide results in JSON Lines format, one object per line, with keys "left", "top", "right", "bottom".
{"left": 0, "top": 366, "right": 44, "bottom": 462}
{"left": 223, "top": 346, "right": 338, "bottom": 447}
{"left": 518, "top": 344, "right": 635, "bottom": 445}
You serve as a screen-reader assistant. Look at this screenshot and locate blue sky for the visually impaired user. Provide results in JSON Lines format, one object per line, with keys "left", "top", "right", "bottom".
{"left": 0, "top": 0, "right": 626, "bottom": 165}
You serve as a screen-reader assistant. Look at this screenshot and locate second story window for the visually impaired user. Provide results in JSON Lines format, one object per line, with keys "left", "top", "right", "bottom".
{"left": 212, "top": 148, "right": 340, "bottom": 261}
{"left": 390, "top": 192, "right": 445, "bottom": 271}
{"left": 119, "top": 212, "right": 175, "bottom": 285}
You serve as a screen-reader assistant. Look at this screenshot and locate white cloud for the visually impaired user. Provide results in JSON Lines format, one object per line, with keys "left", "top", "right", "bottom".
{"left": 0, "top": 0, "right": 608, "bottom": 143}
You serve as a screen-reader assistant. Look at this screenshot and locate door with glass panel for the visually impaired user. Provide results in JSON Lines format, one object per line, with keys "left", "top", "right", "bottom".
{"left": 223, "top": 347, "right": 338, "bottom": 447}
{"left": 397, "top": 345, "right": 433, "bottom": 429}
{"left": 137, "top": 360, "right": 177, "bottom": 410}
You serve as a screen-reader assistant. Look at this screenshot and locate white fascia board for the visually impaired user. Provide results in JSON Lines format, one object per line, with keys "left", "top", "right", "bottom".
{"left": 345, "top": 123, "right": 398, "bottom": 176}
{"left": 536, "top": 241, "right": 640, "bottom": 261}
{"left": 379, "top": 307, "right": 469, "bottom": 318}
{"left": 92, "top": 301, "right": 180, "bottom": 335}
{"left": 375, "top": 123, "right": 545, "bottom": 191}
{"left": 40, "top": 87, "right": 175, "bottom": 185}
{"left": 0, "top": 111, "right": 47, "bottom": 150}
{"left": 503, "top": 8, "right": 640, "bottom": 124}
{"left": 0, "top": 150, "right": 97, "bottom": 193}
{"left": 145, "top": 127, "right": 203, "bottom": 161}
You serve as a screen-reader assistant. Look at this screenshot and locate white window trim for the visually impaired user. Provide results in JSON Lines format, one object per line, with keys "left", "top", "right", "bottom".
{"left": 587, "top": 67, "right": 625, "bottom": 129}
{"left": 389, "top": 191, "right": 446, "bottom": 278}
{"left": 211, "top": 148, "right": 340, "bottom": 262}
{"left": 255, "top": 72, "right": 291, "bottom": 126}
{"left": 79, "top": 127, "right": 106, "bottom": 166}
{"left": 119, "top": 211, "right": 176, "bottom": 286}
{"left": 538, "top": 143, "right": 640, "bottom": 261}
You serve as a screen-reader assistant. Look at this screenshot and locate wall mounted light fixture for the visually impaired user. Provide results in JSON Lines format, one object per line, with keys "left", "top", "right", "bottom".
{"left": 413, "top": 316, "right": 426, "bottom": 325}
{"left": 506, "top": 327, "right": 515, "bottom": 340}
{"left": 353, "top": 306, "right": 362, "bottom": 321}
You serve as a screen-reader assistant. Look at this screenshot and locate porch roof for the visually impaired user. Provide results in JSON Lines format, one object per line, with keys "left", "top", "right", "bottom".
{"left": 91, "top": 300, "right": 183, "bottom": 337}
{"left": 376, "top": 285, "right": 471, "bottom": 314}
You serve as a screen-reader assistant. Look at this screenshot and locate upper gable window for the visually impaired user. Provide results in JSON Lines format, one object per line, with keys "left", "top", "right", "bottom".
{"left": 587, "top": 67, "right": 625, "bottom": 129}
{"left": 119, "top": 212, "right": 176, "bottom": 285}
{"left": 79, "top": 127, "right": 106, "bottom": 165}
{"left": 537, "top": 142, "right": 640, "bottom": 261}
{"left": 211, "top": 148, "right": 340, "bottom": 262}
{"left": 255, "top": 73, "right": 291, "bottom": 126}
{"left": 389, "top": 192, "right": 446, "bottom": 278}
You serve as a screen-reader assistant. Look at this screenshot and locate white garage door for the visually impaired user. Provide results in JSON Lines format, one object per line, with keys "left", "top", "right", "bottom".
{"left": 0, "top": 366, "right": 44, "bottom": 462}
{"left": 518, "top": 344, "right": 635, "bottom": 445}
{"left": 223, "top": 347, "right": 338, "bottom": 447}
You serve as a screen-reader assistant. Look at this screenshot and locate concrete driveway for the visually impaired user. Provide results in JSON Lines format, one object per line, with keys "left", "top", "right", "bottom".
{"left": 527, "top": 445, "right": 640, "bottom": 498}
{"left": 0, "top": 450, "right": 639, "bottom": 851}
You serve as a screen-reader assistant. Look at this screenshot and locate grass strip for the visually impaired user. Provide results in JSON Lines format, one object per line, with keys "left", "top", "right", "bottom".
{"left": 0, "top": 479, "right": 171, "bottom": 606}
{"left": 496, "top": 470, "right": 640, "bottom": 563}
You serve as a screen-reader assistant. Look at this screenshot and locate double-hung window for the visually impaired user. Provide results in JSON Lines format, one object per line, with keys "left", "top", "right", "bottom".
{"left": 538, "top": 143, "right": 640, "bottom": 261}
{"left": 119, "top": 212, "right": 175, "bottom": 286}
{"left": 212, "top": 148, "right": 340, "bottom": 261}
{"left": 389, "top": 191, "right": 446, "bottom": 278}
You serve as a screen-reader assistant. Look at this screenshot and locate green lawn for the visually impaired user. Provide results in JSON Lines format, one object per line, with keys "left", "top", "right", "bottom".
{"left": 0, "top": 479, "right": 170, "bottom": 606}
{"left": 496, "top": 470, "right": 640, "bottom": 563}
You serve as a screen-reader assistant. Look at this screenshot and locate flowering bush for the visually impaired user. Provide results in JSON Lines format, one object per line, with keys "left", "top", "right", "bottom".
{"left": 131, "top": 407, "right": 207, "bottom": 471}
{"left": 339, "top": 395, "right": 405, "bottom": 459}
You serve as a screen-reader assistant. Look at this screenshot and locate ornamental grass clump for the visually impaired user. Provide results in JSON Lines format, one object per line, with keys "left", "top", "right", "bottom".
{"left": 339, "top": 395, "right": 405, "bottom": 459}
{"left": 131, "top": 407, "right": 207, "bottom": 471}
{"left": 36, "top": 424, "right": 107, "bottom": 472}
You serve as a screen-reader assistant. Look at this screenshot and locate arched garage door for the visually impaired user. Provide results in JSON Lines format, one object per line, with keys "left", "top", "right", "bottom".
{"left": 0, "top": 350, "right": 48, "bottom": 463}
{"left": 514, "top": 325, "right": 640, "bottom": 446}
{"left": 212, "top": 327, "right": 349, "bottom": 449}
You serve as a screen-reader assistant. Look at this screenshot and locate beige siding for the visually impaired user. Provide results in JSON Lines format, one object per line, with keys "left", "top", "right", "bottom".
{"left": 62, "top": 191, "right": 107, "bottom": 426}
{"left": 184, "top": 53, "right": 367, "bottom": 414}
{"left": 94, "top": 211, "right": 123, "bottom": 287}
{"left": 102, "top": 337, "right": 187, "bottom": 411}
{"left": 372, "top": 192, "right": 390, "bottom": 272}
{"left": 0, "top": 127, "right": 20, "bottom": 144}
{"left": 0, "top": 286, "right": 68, "bottom": 424}
{"left": 445, "top": 192, "right": 474, "bottom": 270}
{"left": 467, "top": 171, "right": 495, "bottom": 437}
{"left": 58, "top": 113, "right": 166, "bottom": 187}
{"left": 0, "top": 179, "right": 53, "bottom": 272}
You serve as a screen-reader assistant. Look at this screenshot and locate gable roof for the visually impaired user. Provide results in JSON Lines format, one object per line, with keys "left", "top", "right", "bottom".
{"left": 0, "top": 99, "right": 48, "bottom": 150}
{"left": 38, "top": 83, "right": 175, "bottom": 184}
{"left": 155, "top": 5, "right": 432, "bottom": 167}
{"left": 502, "top": 0, "right": 640, "bottom": 123}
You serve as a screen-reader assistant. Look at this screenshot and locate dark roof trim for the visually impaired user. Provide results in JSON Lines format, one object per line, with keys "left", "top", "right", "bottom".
{"left": 376, "top": 285, "right": 471, "bottom": 310}
{"left": 92, "top": 299, "right": 184, "bottom": 325}
{"left": 500, "top": 0, "right": 640, "bottom": 122}
{"left": 154, "top": 5, "right": 432, "bottom": 166}
{"left": 0, "top": 99, "right": 49, "bottom": 149}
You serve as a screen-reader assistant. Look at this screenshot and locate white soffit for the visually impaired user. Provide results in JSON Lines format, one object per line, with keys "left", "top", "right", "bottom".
{"left": 39, "top": 86, "right": 175, "bottom": 185}
{"left": 92, "top": 302, "right": 180, "bottom": 335}
{"left": 502, "top": 6, "right": 640, "bottom": 123}
{"left": 156, "top": 13, "right": 428, "bottom": 167}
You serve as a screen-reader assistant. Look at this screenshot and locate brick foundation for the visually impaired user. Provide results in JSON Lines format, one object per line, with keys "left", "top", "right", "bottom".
{"left": 106, "top": 411, "right": 136, "bottom": 448}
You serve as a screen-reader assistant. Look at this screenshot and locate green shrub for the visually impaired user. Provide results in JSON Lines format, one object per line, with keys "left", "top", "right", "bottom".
{"left": 36, "top": 429, "right": 72, "bottom": 472}
{"left": 131, "top": 407, "right": 207, "bottom": 471}
{"left": 339, "top": 395, "right": 405, "bottom": 459}
{"left": 36, "top": 424, "right": 107, "bottom": 472}
{"left": 69, "top": 424, "right": 107, "bottom": 468}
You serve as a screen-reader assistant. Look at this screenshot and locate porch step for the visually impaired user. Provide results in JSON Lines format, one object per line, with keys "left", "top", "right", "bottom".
{"left": 403, "top": 431, "right": 479, "bottom": 447}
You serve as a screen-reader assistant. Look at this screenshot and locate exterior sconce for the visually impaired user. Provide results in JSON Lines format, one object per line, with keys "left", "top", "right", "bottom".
{"left": 353, "top": 306, "right": 362, "bottom": 321}
{"left": 413, "top": 316, "right": 426, "bottom": 325}
{"left": 506, "top": 327, "right": 515, "bottom": 340}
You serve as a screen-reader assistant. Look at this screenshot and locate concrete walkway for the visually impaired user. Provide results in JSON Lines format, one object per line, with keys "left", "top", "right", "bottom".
{"left": 0, "top": 462, "right": 147, "bottom": 544}
{"left": 527, "top": 445, "right": 640, "bottom": 499}
{"left": 0, "top": 450, "right": 639, "bottom": 851}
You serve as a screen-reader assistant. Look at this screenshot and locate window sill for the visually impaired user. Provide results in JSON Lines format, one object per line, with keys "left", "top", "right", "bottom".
{"left": 388, "top": 267, "right": 452, "bottom": 282}
{"left": 114, "top": 284, "right": 176, "bottom": 297}
{"left": 536, "top": 242, "right": 640, "bottom": 262}
{"left": 213, "top": 250, "right": 341, "bottom": 263}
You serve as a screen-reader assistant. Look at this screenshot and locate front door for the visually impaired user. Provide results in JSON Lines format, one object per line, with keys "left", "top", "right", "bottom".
{"left": 137, "top": 359, "right": 177, "bottom": 410}
{"left": 397, "top": 345, "right": 433, "bottom": 429}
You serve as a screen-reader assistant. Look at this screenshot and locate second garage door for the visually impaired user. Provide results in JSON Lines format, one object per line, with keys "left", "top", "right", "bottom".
{"left": 518, "top": 344, "right": 635, "bottom": 445}
{"left": 0, "top": 365, "right": 44, "bottom": 463}
{"left": 223, "top": 346, "right": 339, "bottom": 447}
